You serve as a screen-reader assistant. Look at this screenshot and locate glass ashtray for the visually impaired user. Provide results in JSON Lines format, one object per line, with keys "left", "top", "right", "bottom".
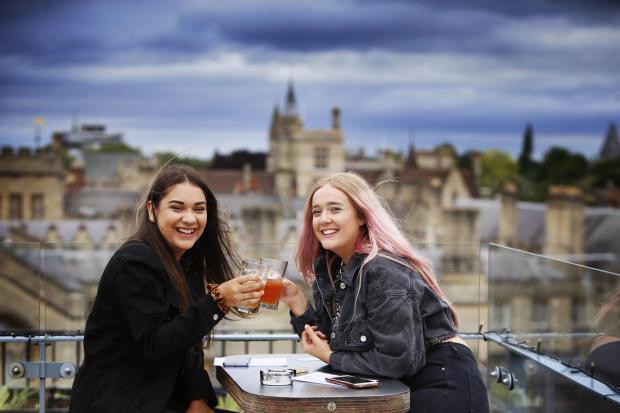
{"left": 260, "top": 369, "right": 293, "bottom": 386}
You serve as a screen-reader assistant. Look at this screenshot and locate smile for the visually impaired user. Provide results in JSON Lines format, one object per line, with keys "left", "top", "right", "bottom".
{"left": 321, "top": 228, "right": 338, "bottom": 235}
{"left": 176, "top": 228, "right": 196, "bottom": 235}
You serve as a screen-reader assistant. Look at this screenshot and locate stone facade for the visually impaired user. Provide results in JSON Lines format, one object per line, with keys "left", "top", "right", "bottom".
{"left": 0, "top": 146, "right": 65, "bottom": 220}
{"left": 267, "top": 84, "right": 345, "bottom": 201}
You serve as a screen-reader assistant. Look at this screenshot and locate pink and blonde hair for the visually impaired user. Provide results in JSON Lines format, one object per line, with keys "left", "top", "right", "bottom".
{"left": 295, "top": 171, "right": 459, "bottom": 327}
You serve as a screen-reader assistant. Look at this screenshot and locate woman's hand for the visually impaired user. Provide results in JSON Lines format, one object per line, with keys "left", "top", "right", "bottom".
{"left": 301, "top": 324, "right": 333, "bottom": 364}
{"left": 218, "top": 275, "right": 265, "bottom": 308}
{"left": 281, "top": 278, "right": 309, "bottom": 316}
{"left": 186, "top": 399, "right": 214, "bottom": 413}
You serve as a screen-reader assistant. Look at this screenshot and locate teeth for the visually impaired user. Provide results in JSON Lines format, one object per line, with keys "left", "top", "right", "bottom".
{"left": 322, "top": 229, "right": 337, "bottom": 235}
{"left": 177, "top": 228, "right": 195, "bottom": 234}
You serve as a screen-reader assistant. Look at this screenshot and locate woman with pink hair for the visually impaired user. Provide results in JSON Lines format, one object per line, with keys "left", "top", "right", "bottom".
{"left": 282, "top": 172, "right": 488, "bottom": 412}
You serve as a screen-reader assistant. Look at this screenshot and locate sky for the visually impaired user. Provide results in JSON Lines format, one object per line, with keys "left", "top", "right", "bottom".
{"left": 1, "top": 0, "right": 619, "bottom": 160}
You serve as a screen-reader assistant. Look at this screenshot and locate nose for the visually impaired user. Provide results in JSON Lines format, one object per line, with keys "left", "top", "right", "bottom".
{"left": 182, "top": 210, "right": 197, "bottom": 224}
{"left": 318, "top": 211, "right": 331, "bottom": 224}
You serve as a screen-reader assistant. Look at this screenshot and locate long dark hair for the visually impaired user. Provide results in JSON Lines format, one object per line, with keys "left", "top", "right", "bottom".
{"left": 128, "top": 164, "right": 240, "bottom": 320}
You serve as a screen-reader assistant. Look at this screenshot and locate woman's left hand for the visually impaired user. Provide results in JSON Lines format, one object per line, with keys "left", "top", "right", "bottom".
{"left": 301, "top": 324, "right": 333, "bottom": 364}
{"left": 186, "top": 399, "right": 214, "bottom": 413}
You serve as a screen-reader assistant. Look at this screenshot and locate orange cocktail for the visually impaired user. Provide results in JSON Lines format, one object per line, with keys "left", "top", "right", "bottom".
{"left": 261, "top": 278, "right": 284, "bottom": 309}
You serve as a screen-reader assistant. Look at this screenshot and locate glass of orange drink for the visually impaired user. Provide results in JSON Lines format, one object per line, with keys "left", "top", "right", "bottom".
{"left": 236, "top": 259, "right": 269, "bottom": 314}
{"left": 259, "top": 258, "right": 288, "bottom": 310}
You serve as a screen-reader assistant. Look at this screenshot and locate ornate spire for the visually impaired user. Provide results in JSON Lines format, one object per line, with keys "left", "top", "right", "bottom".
{"left": 599, "top": 122, "right": 620, "bottom": 161}
{"left": 405, "top": 131, "right": 417, "bottom": 168}
{"left": 284, "top": 81, "right": 298, "bottom": 116}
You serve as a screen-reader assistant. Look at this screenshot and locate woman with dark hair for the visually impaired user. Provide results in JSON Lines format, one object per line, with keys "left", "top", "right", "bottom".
{"left": 281, "top": 172, "right": 489, "bottom": 413}
{"left": 69, "top": 165, "right": 263, "bottom": 413}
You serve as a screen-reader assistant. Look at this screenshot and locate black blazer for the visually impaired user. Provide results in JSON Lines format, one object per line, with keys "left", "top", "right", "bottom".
{"left": 69, "top": 241, "right": 225, "bottom": 413}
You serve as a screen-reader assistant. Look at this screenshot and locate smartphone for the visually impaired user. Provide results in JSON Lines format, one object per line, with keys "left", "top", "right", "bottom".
{"left": 325, "top": 375, "right": 379, "bottom": 389}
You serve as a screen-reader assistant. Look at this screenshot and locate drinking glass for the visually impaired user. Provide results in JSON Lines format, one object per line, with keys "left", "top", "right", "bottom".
{"left": 236, "top": 259, "right": 270, "bottom": 314}
{"left": 259, "top": 258, "right": 288, "bottom": 310}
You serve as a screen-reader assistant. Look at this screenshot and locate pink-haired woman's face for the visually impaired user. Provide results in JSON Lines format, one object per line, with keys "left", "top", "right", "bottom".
{"left": 311, "top": 185, "right": 364, "bottom": 264}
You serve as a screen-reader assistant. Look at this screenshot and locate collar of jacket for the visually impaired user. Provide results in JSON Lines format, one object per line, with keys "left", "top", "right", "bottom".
{"left": 314, "top": 252, "right": 367, "bottom": 289}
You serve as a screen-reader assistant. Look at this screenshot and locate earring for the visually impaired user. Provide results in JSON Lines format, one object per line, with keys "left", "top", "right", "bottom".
{"left": 149, "top": 217, "right": 155, "bottom": 223}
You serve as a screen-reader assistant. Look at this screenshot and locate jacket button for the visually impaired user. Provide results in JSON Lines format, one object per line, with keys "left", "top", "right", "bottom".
{"left": 360, "top": 335, "right": 367, "bottom": 342}
{"left": 213, "top": 314, "right": 219, "bottom": 321}
{"left": 331, "top": 332, "right": 336, "bottom": 339}
{"left": 339, "top": 282, "right": 346, "bottom": 289}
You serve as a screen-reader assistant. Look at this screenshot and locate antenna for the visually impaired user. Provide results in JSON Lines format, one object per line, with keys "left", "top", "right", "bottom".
{"left": 34, "top": 117, "right": 45, "bottom": 148}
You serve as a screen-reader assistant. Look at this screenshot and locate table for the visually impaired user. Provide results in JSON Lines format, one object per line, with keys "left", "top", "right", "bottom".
{"left": 216, "top": 354, "right": 410, "bottom": 413}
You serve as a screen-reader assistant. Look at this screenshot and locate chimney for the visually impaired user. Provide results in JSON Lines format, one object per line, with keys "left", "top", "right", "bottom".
{"left": 544, "top": 186, "right": 584, "bottom": 255}
{"left": 499, "top": 182, "right": 518, "bottom": 247}
{"left": 332, "top": 107, "right": 341, "bottom": 130}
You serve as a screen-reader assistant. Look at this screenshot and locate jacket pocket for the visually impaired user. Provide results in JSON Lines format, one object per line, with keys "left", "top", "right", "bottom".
{"left": 312, "top": 290, "right": 325, "bottom": 315}
{"left": 344, "top": 321, "right": 374, "bottom": 351}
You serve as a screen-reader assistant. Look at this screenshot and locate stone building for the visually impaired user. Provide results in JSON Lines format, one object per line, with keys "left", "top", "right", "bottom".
{"left": 0, "top": 145, "right": 65, "bottom": 220}
{"left": 267, "top": 83, "right": 345, "bottom": 203}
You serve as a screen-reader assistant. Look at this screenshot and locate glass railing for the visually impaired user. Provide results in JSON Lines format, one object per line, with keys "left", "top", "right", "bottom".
{"left": 3, "top": 239, "right": 618, "bottom": 411}
{"left": 0, "top": 239, "right": 485, "bottom": 411}
{"left": 487, "top": 243, "right": 620, "bottom": 412}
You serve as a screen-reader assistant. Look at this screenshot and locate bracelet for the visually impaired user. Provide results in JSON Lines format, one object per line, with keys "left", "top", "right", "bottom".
{"left": 207, "top": 283, "right": 230, "bottom": 314}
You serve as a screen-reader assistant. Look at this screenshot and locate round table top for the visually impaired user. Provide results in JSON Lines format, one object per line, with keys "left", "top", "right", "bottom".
{"left": 216, "top": 354, "right": 410, "bottom": 413}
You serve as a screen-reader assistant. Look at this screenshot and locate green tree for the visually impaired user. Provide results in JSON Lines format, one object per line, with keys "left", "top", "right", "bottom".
{"left": 518, "top": 123, "right": 536, "bottom": 177}
{"left": 88, "top": 141, "right": 141, "bottom": 154}
{"left": 434, "top": 142, "right": 458, "bottom": 158}
{"left": 480, "top": 150, "right": 518, "bottom": 194}
{"left": 156, "top": 152, "right": 211, "bottom": 169}
{"left": 539, "top": 147, "right": 588, "bottom": 185}
{"left": 590, "top": 159, "right": 620, "bottom": 187}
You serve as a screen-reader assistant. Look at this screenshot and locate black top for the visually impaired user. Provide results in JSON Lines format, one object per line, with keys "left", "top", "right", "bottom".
{"left": 69, "top": 241, "right": 225, "bottom": 413}
{"left": 291, "top": 252, "right": 458, "bottom": 379}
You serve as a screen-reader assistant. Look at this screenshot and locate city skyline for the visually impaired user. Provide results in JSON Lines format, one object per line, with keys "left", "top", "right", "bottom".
{"left": 1, "top": 0, "right": 619, "bottom": 160}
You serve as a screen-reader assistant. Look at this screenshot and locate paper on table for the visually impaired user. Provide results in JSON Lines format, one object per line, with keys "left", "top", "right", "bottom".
{"left": 291, "top": 372, "right": 342, "bottom": 387}
{"left": 248, "top": 357, "right": 288, "bottom": 367}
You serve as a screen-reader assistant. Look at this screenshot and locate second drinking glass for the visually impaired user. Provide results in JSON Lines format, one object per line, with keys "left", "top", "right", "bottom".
{"left": 236, "top": 258, "right": 270, "bottom": 314}
{"left": 259, "top": 258, "right": 288, "bottom": 310}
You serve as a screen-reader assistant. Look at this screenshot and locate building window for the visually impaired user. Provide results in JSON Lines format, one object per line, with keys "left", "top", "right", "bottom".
{"left": 9, "top": 193, "right": 23, "bottom": 220}
{"left": 492, "top": 300, "right": 511, "bottom": 330}
{"left": 532, "top": 298, "right": 549, "bottom": 331}
{"left": 31, "top": 193, "right": 45, "bottom": 219}
{"left": 314, "top": 147, "right": 328, "bottom": 169}
{"left": 571, "top": 297, "right": 588, "bottom": 329}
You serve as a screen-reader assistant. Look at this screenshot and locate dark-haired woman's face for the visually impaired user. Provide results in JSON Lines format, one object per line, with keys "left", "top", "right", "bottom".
{"left": 148, "top": 182, "right": 207, "bottom": 260}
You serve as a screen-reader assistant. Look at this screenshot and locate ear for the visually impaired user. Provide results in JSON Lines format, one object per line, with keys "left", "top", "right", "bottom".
{"left": 146, "top": 201, "right": 156, "bottom": 223}
{"left": 356, "top": 217, "right": 365, "bottom": 228}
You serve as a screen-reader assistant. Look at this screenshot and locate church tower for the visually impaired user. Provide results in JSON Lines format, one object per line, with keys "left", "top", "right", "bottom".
{"left": 268, "top": 83, "right": 345, "bottom": 201}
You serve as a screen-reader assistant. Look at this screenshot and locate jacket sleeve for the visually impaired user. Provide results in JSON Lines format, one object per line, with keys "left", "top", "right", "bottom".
{"left": 328, "top": 263, "right": 426, "bottom": 379}
{"left": 290, "top": 283, "right": 331, "bottom": 337}
{"left": 185, "top": 348, "right": 218, "bottom": 407}
{"left": 113, "top": 256, "right": 225, "bottom": 361}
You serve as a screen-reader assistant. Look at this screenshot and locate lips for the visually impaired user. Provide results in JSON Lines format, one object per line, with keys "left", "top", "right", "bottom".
{"left": 176, "top": 228, "right": 197, "bottom": 238}
{"left": 321, "top": 228, "right": 338, "bottom": 236}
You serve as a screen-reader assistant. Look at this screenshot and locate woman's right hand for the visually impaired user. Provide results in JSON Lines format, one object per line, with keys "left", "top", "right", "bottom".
{"left": 218, "top": 275, "right": 265, "bottom": 308}
{"left": 281, "top": 278, "right": 308, "bottom": 317}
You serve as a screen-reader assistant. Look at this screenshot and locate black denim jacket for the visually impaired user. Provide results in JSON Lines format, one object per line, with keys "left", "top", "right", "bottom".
{"left": 291, "top": 252, "right": 458, "bottom": 379}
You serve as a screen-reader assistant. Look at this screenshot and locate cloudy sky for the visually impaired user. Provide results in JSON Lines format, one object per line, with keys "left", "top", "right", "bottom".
{"left": 1, "top": 0, "right": 619, "bottom": 160}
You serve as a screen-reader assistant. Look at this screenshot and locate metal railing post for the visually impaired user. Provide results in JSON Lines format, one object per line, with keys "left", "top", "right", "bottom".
{"left": 38, "top": 339, "right": 45, "bottom": 413}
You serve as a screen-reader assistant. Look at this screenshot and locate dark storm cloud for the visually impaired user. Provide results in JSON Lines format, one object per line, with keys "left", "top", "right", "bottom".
{"left": 173, "top": 3, "right": 501, "bottom": 54}
{"left": 166, "top": 0, "right": 620, "bottom": 55}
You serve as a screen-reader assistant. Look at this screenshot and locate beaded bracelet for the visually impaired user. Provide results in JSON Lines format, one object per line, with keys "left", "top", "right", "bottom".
{"left": 207, "top": 283, "right": 230, "bottom": 314}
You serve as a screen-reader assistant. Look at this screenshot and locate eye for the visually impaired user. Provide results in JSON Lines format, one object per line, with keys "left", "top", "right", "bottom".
{"left": 330, "top": 206, "right": 342, "bottom": 213}
{"left": 312, "top": 209, "right": 321, "bottom": 217}
{"left": 171, "top": 205, "right": 183, "bottom": 211}
{"left": 194, "top": 207, "right": 206, "bottom": 213}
